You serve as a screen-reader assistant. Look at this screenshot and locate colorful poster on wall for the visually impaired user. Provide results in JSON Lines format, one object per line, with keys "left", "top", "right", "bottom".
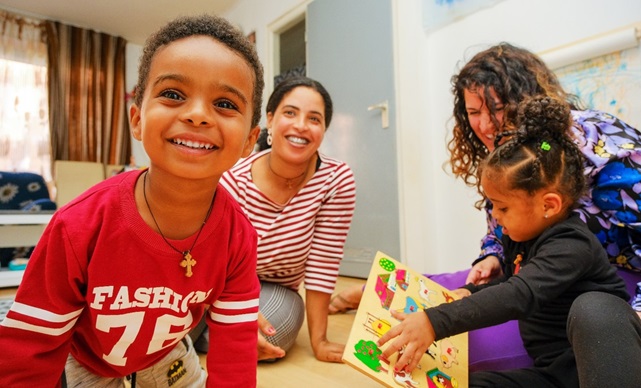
{"left": 555, "top": 45, "right": 641, "bottom": 127}
{"left": 343, "top": 251, "right": 468, "bottom": 388}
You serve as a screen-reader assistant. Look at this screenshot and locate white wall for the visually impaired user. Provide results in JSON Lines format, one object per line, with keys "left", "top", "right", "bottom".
{"left": 396, "top": 0, "right": 641, "bottom": 274}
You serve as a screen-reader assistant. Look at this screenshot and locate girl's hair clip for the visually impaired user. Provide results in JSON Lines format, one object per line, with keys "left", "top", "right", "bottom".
{"left": 541, "top": 141, "right": 551, "bottom": 151}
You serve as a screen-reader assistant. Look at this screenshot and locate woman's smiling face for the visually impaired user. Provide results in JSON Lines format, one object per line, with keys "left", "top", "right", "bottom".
{"left": 464, "top": 87, "right": 504, "bottom": 152}
{"left": 266, "top": 86, "right": 326, "bottom": 164}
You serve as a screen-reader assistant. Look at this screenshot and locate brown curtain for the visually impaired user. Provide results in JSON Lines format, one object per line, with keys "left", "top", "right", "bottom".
{"left": 45, "top": 21, "right": 130, "bottom": 166}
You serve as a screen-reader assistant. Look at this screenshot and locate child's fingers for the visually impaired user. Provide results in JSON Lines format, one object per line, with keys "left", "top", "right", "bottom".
{"left": 380, "top": 339, "right": 405, "bottom": 362}
{"left": 389, "top": 309, "right": 407, "bottom": 321}
{"left": 403, "top": 344, "right": 425, "bottom": 373}
{"left": 377, "top": 322, "right": 401, "bottom": 348}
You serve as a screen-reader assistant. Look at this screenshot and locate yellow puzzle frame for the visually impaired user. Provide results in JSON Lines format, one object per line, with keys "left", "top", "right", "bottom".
{"left": 342, "top": 252, "right": 469, "bottom": 388}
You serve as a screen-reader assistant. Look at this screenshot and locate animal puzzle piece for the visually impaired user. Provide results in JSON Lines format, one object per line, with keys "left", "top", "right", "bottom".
{"left": 439, "top": 338, "right": 459, "bottom": 368}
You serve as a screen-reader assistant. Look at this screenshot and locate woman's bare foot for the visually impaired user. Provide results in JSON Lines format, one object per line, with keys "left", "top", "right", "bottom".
{"left": 329, "top": 284, "right": 364, "bottom": 314}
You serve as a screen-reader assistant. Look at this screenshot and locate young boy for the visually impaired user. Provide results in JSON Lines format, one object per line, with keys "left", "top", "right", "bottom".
{"left": 0, "top": 14, "right": 263, "bottom": 387}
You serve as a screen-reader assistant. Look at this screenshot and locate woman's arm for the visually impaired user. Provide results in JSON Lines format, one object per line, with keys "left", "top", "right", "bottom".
{"left": 305, "top": 289, "right": 344, "bottom": 363}
{"left": 570, "top": 109, "right": 641, "bottom": 270}
{"left": 466, "top": 202, "right": 505, "bottom": 284}
{"left": 305, "top": 160, "right": 356, "bottom": 362}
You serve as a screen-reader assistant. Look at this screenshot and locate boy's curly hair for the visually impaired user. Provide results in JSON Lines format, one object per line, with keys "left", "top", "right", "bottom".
{"left": 134, "top": 14, "right": 264, "bottom": 128}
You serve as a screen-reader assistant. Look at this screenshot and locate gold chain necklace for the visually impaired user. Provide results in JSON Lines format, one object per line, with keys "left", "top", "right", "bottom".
{"left": 142, "top": 171, "right": 214, "bottom": 277}
{"left": 267, "top": 154, "right": 308, "bottom": 189}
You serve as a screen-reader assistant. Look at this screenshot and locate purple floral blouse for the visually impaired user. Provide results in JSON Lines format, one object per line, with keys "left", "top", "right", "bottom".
{"left": 478, "top": 110, "right": 641, "bottom": 271}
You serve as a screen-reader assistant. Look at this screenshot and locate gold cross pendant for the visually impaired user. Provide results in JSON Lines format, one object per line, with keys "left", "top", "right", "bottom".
{"left": 181, "top": 251, "right": 197, "bottom": 277}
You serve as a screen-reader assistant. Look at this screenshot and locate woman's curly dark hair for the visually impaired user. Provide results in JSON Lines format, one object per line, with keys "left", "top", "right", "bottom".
{"left": 481, "top": 96, "right": 586, "bottom": 212}
{"left": 447, "top": 42, "right": 582, "bottom": 206}
{"left": 134, "top": 14, "right": 264, "bottom": 128}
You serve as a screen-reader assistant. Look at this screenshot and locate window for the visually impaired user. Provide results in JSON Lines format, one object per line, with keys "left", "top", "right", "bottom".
{"left": 0, "top": 13, "right": 51, "bottom": 182}
{"left": 0, "top": 59, "right": 50, "bottom": 182}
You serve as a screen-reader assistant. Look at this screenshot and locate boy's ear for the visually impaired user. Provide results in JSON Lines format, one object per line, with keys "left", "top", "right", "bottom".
{"left": 241, "top": 125, "right": 260, "bottom": 158}
{"left": 542, "top": 192, "right": 563, "bottom": 217}
{"left": 129, "top": 104, "right": 142, "bottom": 141}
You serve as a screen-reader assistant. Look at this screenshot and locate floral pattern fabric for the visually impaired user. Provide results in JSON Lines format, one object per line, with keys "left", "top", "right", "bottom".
{"left": 479, "top": 110, "right": 641, "bottom": 271}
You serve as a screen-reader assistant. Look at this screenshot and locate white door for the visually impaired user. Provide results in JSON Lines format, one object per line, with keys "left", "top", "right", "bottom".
{"left": 307, "top": 0, "right": 400, "bottom": 278}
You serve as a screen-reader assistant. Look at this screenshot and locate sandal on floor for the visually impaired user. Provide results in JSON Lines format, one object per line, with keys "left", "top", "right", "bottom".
{"left": 329, "top": 294, "right": 359, "bottom": 315}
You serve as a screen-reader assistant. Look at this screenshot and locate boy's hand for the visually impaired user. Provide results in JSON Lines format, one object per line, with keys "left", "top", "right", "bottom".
{"left": 377, "top": 310, "right": 435, "bottom": 373}
{"left": 257, "top": 312, "right": 285, "bottom": 360}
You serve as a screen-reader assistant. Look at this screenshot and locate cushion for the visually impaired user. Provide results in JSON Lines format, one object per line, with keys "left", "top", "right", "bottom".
{"left": 0, "top": 171, "right": 56, "bottom": 267}
{"left": 617, "top": 268, "right": 641, "bottom": 301}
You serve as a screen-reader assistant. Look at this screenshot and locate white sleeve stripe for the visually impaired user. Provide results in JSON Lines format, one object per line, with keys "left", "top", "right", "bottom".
{"left": 209, "top": 311, "right": 258, "bottom": 324}
{"left": 11, "top": 302, "right": 83, "bottom": 323}
{"left": 1, "top": 316, "right": 78, "bottom": 335}
{"left": 213, "top": 298, "right": 259, "bottom": 309}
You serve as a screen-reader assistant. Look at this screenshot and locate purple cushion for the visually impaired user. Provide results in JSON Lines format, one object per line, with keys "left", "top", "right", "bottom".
{"left": 617, "top": 268, "right": 641, "bottom": 303}
{"left": 428, "top": 268, "right": 641, "bottom": 372}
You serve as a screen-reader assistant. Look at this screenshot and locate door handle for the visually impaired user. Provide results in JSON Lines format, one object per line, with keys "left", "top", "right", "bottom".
{"left": 367, "top": 100, "right": 389, "bottom": 129}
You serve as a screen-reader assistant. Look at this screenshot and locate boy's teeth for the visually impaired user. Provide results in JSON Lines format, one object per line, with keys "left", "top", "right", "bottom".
{"left": 174, "top": 138, "right": 214, "bottom": 149}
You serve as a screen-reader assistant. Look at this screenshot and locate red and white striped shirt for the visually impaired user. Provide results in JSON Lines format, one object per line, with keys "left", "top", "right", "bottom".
{"left": 221, "top": 150, "right": 356, "bottom": 294}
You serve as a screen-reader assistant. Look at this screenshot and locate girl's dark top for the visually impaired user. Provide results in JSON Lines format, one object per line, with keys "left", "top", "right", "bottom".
{"left": 425, "top": 213, "right": 629, "bottom": 365}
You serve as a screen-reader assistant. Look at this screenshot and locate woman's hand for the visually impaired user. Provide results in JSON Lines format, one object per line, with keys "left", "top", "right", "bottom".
{"left": 313, "top": 339, "right": 345, "bottom": 363}
{"left": 378, "top": 309, "right": 434, "bottom": 374}
{"left": 465, "top": 255, "right": 502, "bottom": 285}
{"left": 257, "top": 312, "right": 285, "bottom": 361}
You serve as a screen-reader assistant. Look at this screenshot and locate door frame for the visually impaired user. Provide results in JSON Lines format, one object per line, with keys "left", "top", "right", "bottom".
{"left": 265, "top": 1, "right": 311, "bottom": 94}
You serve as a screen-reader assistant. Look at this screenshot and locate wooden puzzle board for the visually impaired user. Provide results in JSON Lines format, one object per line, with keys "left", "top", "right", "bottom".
{"left": 343, "top": 252, "right": 468, "bottom": 388}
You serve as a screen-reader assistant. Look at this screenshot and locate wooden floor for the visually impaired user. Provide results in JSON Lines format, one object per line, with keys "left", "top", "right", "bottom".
{"left": 1, "top": 277, "right": 380, "bottom": 387}
{"left": 258, "top": 276, "right": 379, "bottom": 387}
{"left": 198, "top": 276, "right": 379, "bottom": 387}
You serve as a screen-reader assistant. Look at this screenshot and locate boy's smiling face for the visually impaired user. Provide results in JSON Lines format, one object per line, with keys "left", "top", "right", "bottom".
{"left": 130, "top": 35, "right": 258, "bottom": 180}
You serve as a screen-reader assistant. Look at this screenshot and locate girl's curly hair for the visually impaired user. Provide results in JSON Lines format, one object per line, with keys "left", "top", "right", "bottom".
{"left": 481, "top": 96, "right": 586, "bottom": 212}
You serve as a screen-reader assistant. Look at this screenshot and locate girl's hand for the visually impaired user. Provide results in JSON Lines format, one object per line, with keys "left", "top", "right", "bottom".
{"left": 377, "top": 309, "right": 435, "bottom": 373}
{"left": 450, "top": 288, "right": 471, "bottom": 299}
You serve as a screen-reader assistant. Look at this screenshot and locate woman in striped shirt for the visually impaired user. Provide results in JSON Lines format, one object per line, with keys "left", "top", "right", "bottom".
{"left": 220, "top": 76, "right": 356, "bottom": 363}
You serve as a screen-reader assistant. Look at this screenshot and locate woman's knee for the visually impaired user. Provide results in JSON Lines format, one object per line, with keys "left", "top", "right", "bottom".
{"left": 259, "top": 282, "right": 305, "bottom": 351}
